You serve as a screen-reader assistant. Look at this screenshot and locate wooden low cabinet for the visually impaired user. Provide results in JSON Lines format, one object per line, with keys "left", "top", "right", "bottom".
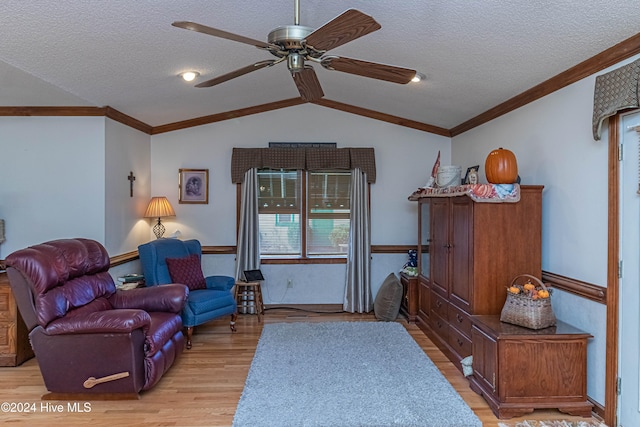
{"left": 0, "top": 273, "right": 34, "bottom": 366}
{"left": 469, "top": 315, "right": 593, "bottom": 419}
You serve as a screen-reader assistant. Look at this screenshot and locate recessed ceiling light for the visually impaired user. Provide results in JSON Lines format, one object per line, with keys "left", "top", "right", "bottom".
{"left": 411, "top": 72, "right": 426, "bottom": 83}
{"left": 179, "top": 71, "right": 200, "bottom": 82}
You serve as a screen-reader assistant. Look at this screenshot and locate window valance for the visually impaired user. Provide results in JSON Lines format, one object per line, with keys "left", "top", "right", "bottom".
{"left": 231, "top": 147, "right": 376, "bottom": 183}
{"left": 593, "top": 58, "right": 640, "bottom": 140}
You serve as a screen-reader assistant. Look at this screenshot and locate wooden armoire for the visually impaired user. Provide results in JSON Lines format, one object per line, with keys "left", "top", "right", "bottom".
{"left": 410, "top": 185, "right": 543, "bottom": 368}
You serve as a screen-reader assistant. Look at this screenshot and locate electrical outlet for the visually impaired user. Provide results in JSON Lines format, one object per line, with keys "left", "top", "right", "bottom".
{"left": 287, "top": 279, "right": 293, "bottom": 288}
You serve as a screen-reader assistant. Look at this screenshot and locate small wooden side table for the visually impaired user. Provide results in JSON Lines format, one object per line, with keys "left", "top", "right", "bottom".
{"left": 469, "top": 315, "right": 593, "bottom": 419}
{"left": 234, "top": 281, "right": 265, "bottom": 322}
{"left": 0, "top": 272, "right": 35, "bottom": 366}
{"left": 399, "top": 272, "right": 418, "bottom": 323}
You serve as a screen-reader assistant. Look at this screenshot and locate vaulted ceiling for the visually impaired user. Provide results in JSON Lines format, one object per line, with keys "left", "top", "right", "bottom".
{"left": 1, "top": 1, "right": 640, "bottom": 134}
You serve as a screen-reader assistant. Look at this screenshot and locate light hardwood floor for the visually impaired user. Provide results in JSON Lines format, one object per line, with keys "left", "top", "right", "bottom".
{"left": 0, "top": 310, "right": 603, "bottom": 426}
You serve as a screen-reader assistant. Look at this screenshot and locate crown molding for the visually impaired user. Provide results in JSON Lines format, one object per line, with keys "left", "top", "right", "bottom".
{"left": 4, "top": 32, "right": 640, "bottom": 139}
{"left": 0, "top": 106, "right": 105, "bottom": 116}
{"left": 312, "top": 99, "right": 451, "bottom": 137}
{"left": 450, "top": 31, "right": 640, "bottom": 137}
{"left": 104, "top": 106, "right": 153, "bottom": 134}
{"left": 150, "top": 98, "right": 306, "bottom": 135}
{"left": 0, "top": 105, "right": 153, "bottom": 134}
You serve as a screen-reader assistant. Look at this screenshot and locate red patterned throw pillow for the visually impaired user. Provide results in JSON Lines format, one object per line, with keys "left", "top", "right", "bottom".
{"left": 165, "top": 254, "right": 206, "bottom": 290}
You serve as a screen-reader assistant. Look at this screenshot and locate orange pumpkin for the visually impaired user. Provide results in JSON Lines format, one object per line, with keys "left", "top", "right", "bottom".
{"left": 538, "top": 290, "right": 550, "bottom": 298}
{"left": 485, "top": 148, "right": 518, "bottom": 184}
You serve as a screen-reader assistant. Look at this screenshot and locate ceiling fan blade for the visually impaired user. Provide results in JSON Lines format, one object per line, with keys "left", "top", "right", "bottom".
{"left": 292, "top": 66, "right": 324, "bottom": 101}
{"left": 304, "top": 9, "right": 381, "bottom": 53}
{"left": 195, "top": 60, "right": 276, "bottom": 88}
{"left": 172, "top": 21, "right": 278, "bottom": 50}
{"left": 321, "top": 56, "right": 416, "bottom": 84}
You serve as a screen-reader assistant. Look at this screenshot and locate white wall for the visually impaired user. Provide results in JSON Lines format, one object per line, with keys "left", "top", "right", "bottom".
{"left": 450, "top": 54, "right": 640, "bottom": 405}
{"left": 0, "top": 116, "right": 106, "bottom": 257}
{"left": 150, "top": 103, "right": 450, "bottom": 303}
{"left": 0, "top": 116, "right": 154, "bottom": 259}
{"left": 104, "top": 118, "right": 152, "bottom": 254}
{"left": 452, "top": 78, "right": 609, "bottom": 285}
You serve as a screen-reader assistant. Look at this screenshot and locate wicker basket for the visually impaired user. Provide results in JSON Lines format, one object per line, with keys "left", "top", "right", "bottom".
{"left": 500, "top": 274, "right": 556, "bottom": 329}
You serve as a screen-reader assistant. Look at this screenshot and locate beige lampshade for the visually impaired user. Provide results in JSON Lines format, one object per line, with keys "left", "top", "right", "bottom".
{"left": 144, "top": 197, "right": 176, "bottom": 218}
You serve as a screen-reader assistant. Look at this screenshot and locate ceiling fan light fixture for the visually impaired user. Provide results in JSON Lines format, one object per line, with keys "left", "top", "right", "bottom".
{"left": 287, "top": 52, "right": 305, "bottom": 73}
{"left": 179, "top": 71, "right": 200, "bottom": 82}
{"left": 411, "top": 72, "right": 426, "bottom": 83}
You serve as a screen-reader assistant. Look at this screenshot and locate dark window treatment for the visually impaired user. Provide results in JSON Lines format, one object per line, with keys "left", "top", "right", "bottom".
{"left": 231, "top": 147, "right": 376, "bottom": 183}
{"left": 593, "top": 58, "right": 640, "bottom": 141}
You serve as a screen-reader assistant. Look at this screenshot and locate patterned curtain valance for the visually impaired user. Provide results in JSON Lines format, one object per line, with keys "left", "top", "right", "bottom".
{"left": 593, "top": 58, "right": 640, "bottom": 140}
{"left": 231, "top": 147, "right": 376, "bottom": 183}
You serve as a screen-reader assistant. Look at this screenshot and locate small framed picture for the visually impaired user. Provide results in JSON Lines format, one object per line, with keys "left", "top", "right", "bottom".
{"left": 463, "top": 165, "right": 480, "bottom": 185}
{"left": 179, "top": 169, "right": 209, "bottom": 204}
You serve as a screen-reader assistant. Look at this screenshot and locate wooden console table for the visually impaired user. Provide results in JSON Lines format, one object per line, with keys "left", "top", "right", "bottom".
{"left": 469, "top": 315, "right": 593, "bottom": 419}
{"left": 0, "top": 272, "right": 34, "bottom": 366}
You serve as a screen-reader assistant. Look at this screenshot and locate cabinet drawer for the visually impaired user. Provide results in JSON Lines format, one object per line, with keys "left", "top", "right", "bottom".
{"left": 448, "top": 304, "right": 472, "bottom": 338}
{"left": 430, "top": 310, "right": 449, "bottom": 341}
{"left": 430, "top": 291, "right": 449, "bottom": 319}
{"left": 448, "top": 326, "right": 472, "bottom": 358}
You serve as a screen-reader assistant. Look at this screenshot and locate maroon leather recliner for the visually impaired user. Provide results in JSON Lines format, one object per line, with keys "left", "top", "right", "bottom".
{"left": 5, "top": 238, "right": 188, "bottom": 396}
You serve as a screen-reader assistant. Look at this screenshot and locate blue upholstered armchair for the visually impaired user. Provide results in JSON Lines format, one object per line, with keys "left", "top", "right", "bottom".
{"left": 138, "top": 238, "right": 237, "bottom": 349}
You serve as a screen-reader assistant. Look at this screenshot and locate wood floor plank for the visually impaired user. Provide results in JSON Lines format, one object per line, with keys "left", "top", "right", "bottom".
{"left": 0, "top": 310, "right": 603, "bottom": 426}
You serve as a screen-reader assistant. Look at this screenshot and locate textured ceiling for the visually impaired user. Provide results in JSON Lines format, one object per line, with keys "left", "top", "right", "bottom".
{"left": 1, "top": 1, "right": 639, "bottom": 129}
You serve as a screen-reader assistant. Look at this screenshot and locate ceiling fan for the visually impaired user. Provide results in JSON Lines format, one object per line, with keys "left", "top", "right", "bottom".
{"left": 172, "top": 0, "right": 417, "bottom": 101}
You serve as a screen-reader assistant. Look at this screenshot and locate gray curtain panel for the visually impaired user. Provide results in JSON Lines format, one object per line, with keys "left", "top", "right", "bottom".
{"left": 343, "top": 168, "right": 372, "bottom": 313}
{"left": 235, "top": 168, "right": 261, "bottom": 281}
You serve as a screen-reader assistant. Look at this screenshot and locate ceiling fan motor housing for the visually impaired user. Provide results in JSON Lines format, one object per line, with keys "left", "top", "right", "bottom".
{"left": 268, "top": 25, "right": 315, "bottom": 73}
{"left": 267, "top": 25, "right": 313, "bottom": 50}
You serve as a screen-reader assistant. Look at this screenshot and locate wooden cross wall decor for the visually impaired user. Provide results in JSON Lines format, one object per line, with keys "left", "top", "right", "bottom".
{"left": 128, "top": 171, "right": 136, "bottom": 197}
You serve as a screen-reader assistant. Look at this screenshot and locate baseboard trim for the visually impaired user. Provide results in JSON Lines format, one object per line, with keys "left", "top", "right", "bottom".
{"left": 589, "top": 397, "right": 605, "bottom": 421}
{"left": 264, "top": 304, "right": 344, "bottom": 313}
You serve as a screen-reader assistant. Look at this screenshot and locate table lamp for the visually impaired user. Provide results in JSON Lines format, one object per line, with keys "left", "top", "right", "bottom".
{"left": 144, "top": 197, "right": 176, "bottom": 239}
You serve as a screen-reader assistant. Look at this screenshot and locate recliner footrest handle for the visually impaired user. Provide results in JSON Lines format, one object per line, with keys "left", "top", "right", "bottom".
{"left": 83, "top": 371, "right": 130, "bottom": 389}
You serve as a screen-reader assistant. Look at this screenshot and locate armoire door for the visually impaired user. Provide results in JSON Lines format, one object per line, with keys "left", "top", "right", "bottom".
{"left": 449, "top": 197, "right": 472, "bottom": 312}
{"left": 430, "top": 198, "right": 449, "bottom": 295}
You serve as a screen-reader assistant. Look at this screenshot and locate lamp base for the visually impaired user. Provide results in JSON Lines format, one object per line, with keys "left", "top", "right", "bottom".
{"left": 153, "top": 218, "right": 165, "bottom": 239}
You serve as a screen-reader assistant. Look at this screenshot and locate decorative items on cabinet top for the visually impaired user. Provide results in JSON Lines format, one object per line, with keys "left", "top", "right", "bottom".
{"left": 484, "top": 147, "right": 519, "bottom": 184}
{"left": 420, "top": 147, "right": 521, "bottom": 194}
{"left": 408, "top": 183, "right": 521, "bottom": 203}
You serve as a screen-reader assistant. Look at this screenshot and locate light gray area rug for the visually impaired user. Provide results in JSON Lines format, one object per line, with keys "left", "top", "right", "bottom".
{"left": 232, "top": 321, "right": 482, "bottom": 427}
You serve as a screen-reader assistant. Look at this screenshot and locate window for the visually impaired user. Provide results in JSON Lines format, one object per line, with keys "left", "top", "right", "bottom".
{"left": 257, "top": 169, "right": 351, "bottom": 257}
